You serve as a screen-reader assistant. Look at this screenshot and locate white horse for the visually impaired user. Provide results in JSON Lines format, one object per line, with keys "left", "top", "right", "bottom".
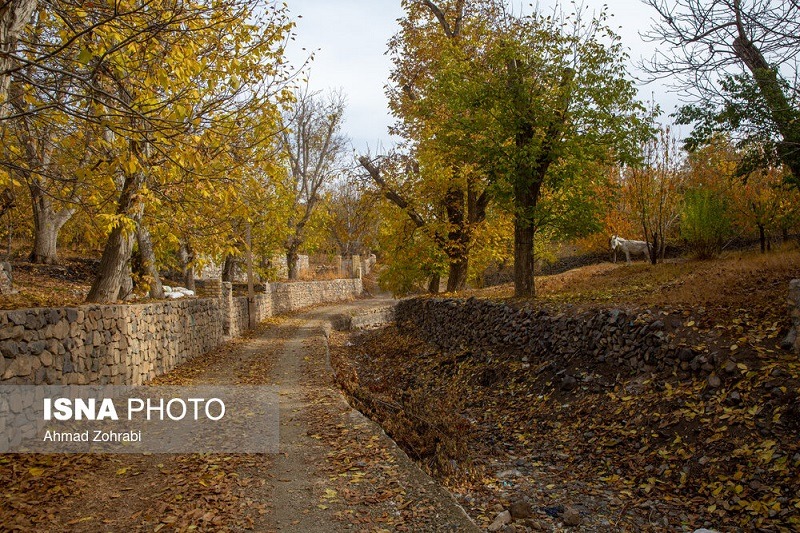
{"left": 610, "top": 235, "right": 650, "bottom": 264}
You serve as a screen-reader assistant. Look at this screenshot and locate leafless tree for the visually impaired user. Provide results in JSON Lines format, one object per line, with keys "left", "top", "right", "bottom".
{"left": 280, "top": 90, "right": 348, "bottom": 279}
{"left": 326, "top": 170, "right": 380, "bottom": 257}
{"left": 640, "top": 0, "right": 800, "bottom": 183}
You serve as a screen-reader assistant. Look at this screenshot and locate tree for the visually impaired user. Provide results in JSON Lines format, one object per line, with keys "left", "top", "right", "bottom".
{"left": 1, "top": 8, "right": 97, "bottom": 264}
{"left": 0, "top": 0, "right": 37, "bottom": 117}
{"left": 623, "top": 125, "right": 684, "bottom": 263}
{"left": 359, "top": 151, "right": 489, "bottom": 293}
{"left": 79, "top": 1, "right": 294, "bottom": 302}
{"left": 280, "top": 90, "right": 347, "bottom": 279}
{"left": 642, "top": 0, "right": 800, "bottom": 186}
{"left": 367, "top": 0, "right": 495, "bottom": 293}
{"left": 326, "top": 170, "right": 380, "bottom": 257}
{"left": 3, "top": 86, "right": 80, "bottom": 264}
{"left": 461, "top": 6, "right": 647, "bottom": 296}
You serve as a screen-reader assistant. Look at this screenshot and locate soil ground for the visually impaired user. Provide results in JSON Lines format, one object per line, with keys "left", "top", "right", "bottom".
{"left": 329, "top": 249, "right": 800, "bottom": 532}
{"left": 0, "top": 301, "right": 476, "bottom": 532}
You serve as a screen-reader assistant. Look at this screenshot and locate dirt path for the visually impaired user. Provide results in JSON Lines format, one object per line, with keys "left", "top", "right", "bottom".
{"left": 2, "top": 300, "right": 477, "bottom": 532}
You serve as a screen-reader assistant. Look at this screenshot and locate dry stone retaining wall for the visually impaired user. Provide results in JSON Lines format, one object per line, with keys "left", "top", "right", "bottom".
{"left": 1, "top": 279, "right": 362, "bottom": 385}
{"left": 396, "top": 297, "right": 698, "bottom": 375}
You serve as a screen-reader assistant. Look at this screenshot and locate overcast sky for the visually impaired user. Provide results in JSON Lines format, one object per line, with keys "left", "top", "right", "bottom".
{"left": 283, "top": 0, "right": 682, "bottom": 153}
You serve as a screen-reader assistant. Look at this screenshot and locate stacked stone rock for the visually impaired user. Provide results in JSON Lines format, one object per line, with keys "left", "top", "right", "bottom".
{"left": 269, "top": 279, "right": 362, "bottom": 315}
{"left": 1, "top": 300, "right": 221, "bottom": 386}
{"left": 1, "top": 278, "right": 363, "bottom": 385}
{"left": 396, "top": 297, "right": 696, "bottom": 375}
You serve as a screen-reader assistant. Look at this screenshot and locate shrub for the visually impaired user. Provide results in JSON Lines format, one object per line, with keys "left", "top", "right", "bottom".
{"left": 680, "top": 188, "right": 731, "bottom": 259}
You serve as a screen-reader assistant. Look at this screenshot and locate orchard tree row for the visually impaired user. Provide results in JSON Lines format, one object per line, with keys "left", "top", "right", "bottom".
{"left": 0, "top": 1, "right": 375, "bottom": 303}
{"left": 363, "top": 0, "right": 800, "bottom": 297}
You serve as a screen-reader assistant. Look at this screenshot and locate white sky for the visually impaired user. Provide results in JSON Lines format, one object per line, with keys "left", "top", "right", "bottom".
{"left": 283, "top": 0, "right": 682, "bottom": 153}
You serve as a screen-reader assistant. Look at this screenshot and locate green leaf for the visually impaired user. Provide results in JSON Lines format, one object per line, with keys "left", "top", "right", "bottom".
{"left": 77, "top": 48, "right": 93, "bottom": 65}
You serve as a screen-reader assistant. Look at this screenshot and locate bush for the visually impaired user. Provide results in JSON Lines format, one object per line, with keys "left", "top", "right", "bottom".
{"left": 680, "top": 188, "right": 731, "bottom": 259}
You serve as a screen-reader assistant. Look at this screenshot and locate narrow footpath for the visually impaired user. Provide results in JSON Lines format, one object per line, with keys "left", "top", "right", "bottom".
{"left": 3, "top": 300, "right": 478, "bottom": 532}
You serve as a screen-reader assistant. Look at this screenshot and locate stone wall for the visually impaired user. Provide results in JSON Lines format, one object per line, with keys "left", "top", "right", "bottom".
{"left": 227, "top": 294, "right": 251, "bottom": 339}
{"left": 1, "top": 278, "right": 362, "bottom": 385}
{"left": 1, "top": 299, "right": 221, "bottom": 386}
{"left": 340, "top": 254, "right": 376, "bottom": 279}
{"left": 333, "top": 304, "right": 396, "bottom": 331}
{"left": 395, "top": 297, "right": 704, "bottom": 376}
{"left": 0, "top": 262, "right": 14, "bottom": 295}
{"left": 269, "top": 279, "right": 363, "bottom": 315}
{"left": 197, "top": 254, "right": 311, "bottom": 281}
{"left": 268, "top": 254, "right": 309, "bottom": 279}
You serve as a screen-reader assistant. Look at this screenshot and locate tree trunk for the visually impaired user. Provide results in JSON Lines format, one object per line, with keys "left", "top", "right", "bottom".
{"left": 86, "top": 224, "right": 135, "bottom": 302}
{"left": 29, "top": 201, "right": 73, "bottom": 264}
{"left": 222, "top": 255, "right": 236, "bottom": 282}
{"left": 179, "top": 242, "right": 195, "bottom": 291}
{"left": 286, "top": 246, "right": 299, "bottom": 280}
{"left": 443, "top": 185, "right": 470, "bottom": 293}
{"left": 86, "top": 167, "right": 141, "bottom": 303}
{"left": 513, "top": 217, "right": 535, "bottom": 297}
{"left": 136, "top": 221, "right": 163, "bottom": 298}
{"left": 27, "top": 179, "right": 74, "bottom": 264}
{"left": 650, "top": 232, "right": 659, "bottom": 265}
{"left": 733, "top": 35, "right": 800, "bottom": 185}
{"left": 0, "top": 0, "right": 38, "bottom": 118}
{"left": 758, "top": 224, "right": 766, "bottom": 253}
{"left": 508, "top": 65, "right": 573, "bottom": 298}
{"left": 446, "top": 255, "right": 468, "bottom": 293}
{"left": 427, "top": 272, "right": 440, "bottom": 294}
{"left": 119, "top": 260, "right": 133, "bottom": 301}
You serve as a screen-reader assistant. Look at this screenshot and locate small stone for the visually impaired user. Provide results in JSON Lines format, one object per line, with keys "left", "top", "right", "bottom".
{"left": 781, "top": 330, "right": 797, "bottom": 350}
{"left": 46, "top": 309, "right": 60, "bottom": 324}
{"left": 28, "top": 340, "right": 47, "bottom": 355}
{"left": 488, "top": 510, "right": 512, "bottom": 532}
{"left": 52, "top": 320, "right": 69, "bottom": 340}
{"left": 561, "top": 375, "right": 577, "bottom": 391}
{"left": 7, "top": 310, "right": 26, "bottom": 326}
{"left": 724, "top": 360, "right": 737, "bottom": 373}
{"left": 708, "top": 374, "right": 721, "bottom": 388}
{"left": 524, "top": 519, "right": 549, "bottom": 531}
{"left": 66, "top": 308, "right": 79, "bottom": 322}
{"left": 510, "top": 499, "right": 533, "bottom": 519}
{"left": 0, "top": 325, "right": 23, "bottom": 340}
{"left": 562, "top": 507, "right": 581, "bottom": 526}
